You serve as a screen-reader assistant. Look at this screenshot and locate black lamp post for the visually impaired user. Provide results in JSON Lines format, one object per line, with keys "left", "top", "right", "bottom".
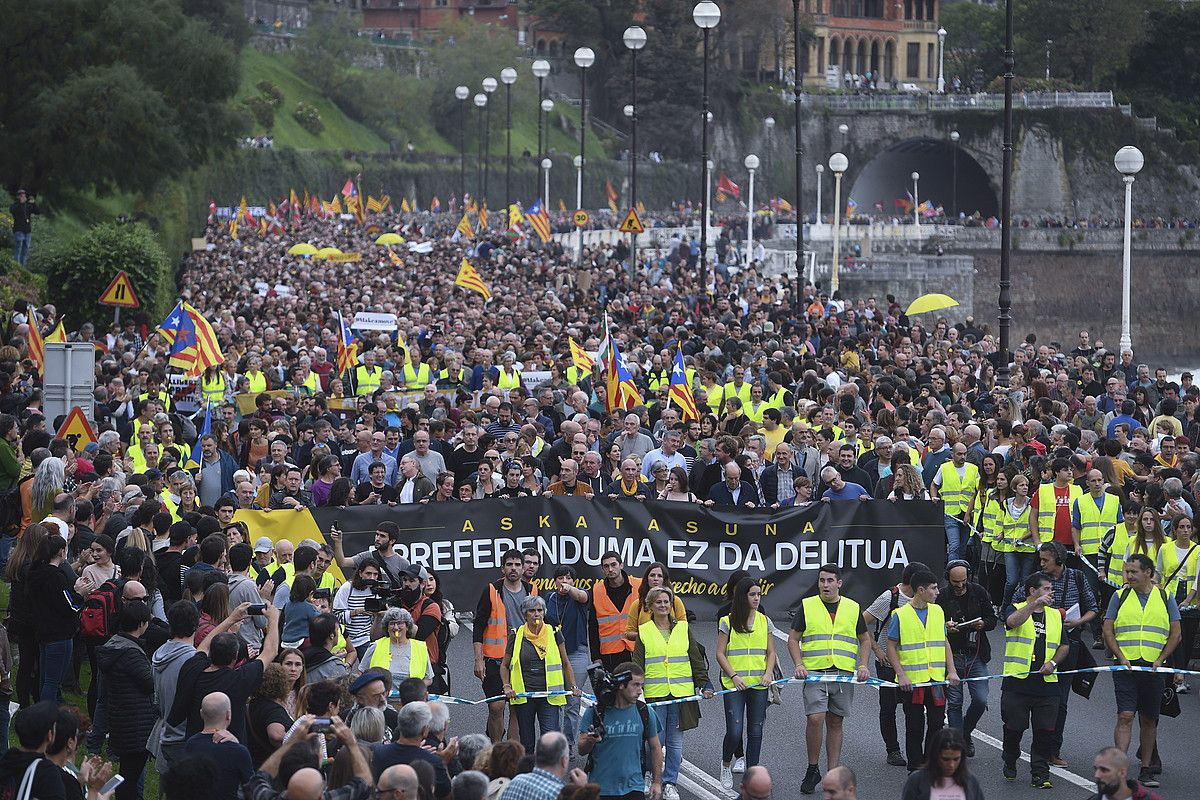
{"left": 997, "top": 0, "right": 1014, "bottom": 386}
{"left": 532, "top": 59, "right": 551, "bottom": 205}
{"left": 624, "top": 25, "right": 647, "bottom": 261}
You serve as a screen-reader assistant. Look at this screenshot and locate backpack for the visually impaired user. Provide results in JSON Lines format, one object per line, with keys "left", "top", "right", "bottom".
{"left": 79, "top": 577, "right": 126, "bottom": 645}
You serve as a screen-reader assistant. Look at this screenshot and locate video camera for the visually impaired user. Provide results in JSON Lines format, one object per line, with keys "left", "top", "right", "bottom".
{"left": 363, "top": 580, "right": 407, "bottom": 612}
{"left": 584, "top": 663, "right": 634, "bottom": 741}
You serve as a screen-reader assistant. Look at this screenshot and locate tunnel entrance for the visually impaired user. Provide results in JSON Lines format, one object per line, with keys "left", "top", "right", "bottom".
{"left": 847, "top": 137, "right": 999, "bottom": 220}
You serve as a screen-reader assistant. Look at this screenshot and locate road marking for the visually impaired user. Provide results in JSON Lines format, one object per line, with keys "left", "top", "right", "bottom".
{"left": 970, "top": 730, "right": 1094, "bottom": 790}
{"left": 677, "top": 769, "right": 731, "bottom": 800}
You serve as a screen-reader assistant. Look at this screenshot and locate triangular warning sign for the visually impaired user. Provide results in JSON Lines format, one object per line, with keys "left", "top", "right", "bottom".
{"left": 56, "top": 407, "right": 97, "bottom": 453}
{"left": 98, "top": 271, "right": 140, "bottom": 309}
{"left": 618, "top": 208, "right": 645, "bottom": 234}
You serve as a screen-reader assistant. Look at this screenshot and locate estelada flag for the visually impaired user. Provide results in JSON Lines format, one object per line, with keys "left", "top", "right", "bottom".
{"left": 667, "top": 346, "right": 699, "bottom": 421}
{"left": 604, "top": 337, "right": 642, "bottom": 413}
{"left": 400, "top": 197, "right": 412, "bottom": 214}
{"left": 568, "top": 337, "right": 595, "bottom": 373}
{"left": 26, "top": 316, "right": 45, "bottom": 376}
{"left": 477, "top": 205, "right": 489, "bottom": 233}
{"left": 45, "top": 319, "right": 66, "bottom": 343}
{"left": 525, "top": 199, "right": 552, "bottom": 243}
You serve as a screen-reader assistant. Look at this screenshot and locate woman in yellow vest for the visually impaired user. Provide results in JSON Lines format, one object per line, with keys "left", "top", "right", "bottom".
{"left": 1175, "top": 516, "right": 1200, "bottom": 682}
{"left": 633, "top": 587, "right": 714, "bottom": 799}
{"left": 1158, "top": 515, "right": 1197, "bottom": 603}
{"left": 200, "top": 365, "right": 227, "bottom": 408}
{"left": 501, "top": 594, "right": 579, "bottom": 753}
{"left": 715, "top": 577, "right": 776, "bottom": 785}
{"left": 624, "top": 562, "right": 687, "bottom": 643}
{"left": 243, "top": 355, "right": 269, "bottom": 395}
{"left": 363, "top": 607, "right": 432, "bottom": 688}
{"left": 1123, "top": 507, "right": 1167, "bottom": 568}
{"left": 1000, "top": 472, "right": 1036, "bottom": 618}
{"left": 977, "top": 468, "right": 1009, "bottom": 605}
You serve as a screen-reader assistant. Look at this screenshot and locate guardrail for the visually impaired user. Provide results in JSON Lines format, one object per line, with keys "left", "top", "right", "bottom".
{"left": 781, "top": 91, "right": 1114, "bottom": 112}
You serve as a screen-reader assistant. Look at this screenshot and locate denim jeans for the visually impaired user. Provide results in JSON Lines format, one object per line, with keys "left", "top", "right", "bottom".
{"left": 652, "top": 702, "right": 682, "bottom": 786}
{"left": 945, "top": 515, "right": 966, "bottom": 562}
{"left": 0, "top": 534, "right": 15, "bottom": 575}
{"left": 87, "top": 693, "right": 110, "bottom": 755}
{"left": 722, "top": 688, "right": 768, "bottom": 766}
{"left": 39, "top": 638, "right": 74, "bottom": 702}
{"left": 514, "top": 697, "right": 561, "bottom": 754}
{"left": 1003, "top": 551, "right": 1036, "bottom": 608}
{"left": 563, "top": 647, "right": 591, "bottom": 748}
{"left": 13, "top": 232, "right": 31, "bottom": 265}
{"left": 946, "top": 655, "right": 990, "bottom": 737}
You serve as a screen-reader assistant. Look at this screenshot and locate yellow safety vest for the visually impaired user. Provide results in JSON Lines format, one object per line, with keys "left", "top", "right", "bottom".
{"left": 438, "top": 367, "right": 468, "bottom": 386}
{"left": 702, "top": 383, "right": 725, "bottom": 414}
{"left": 138, "top": 391, "right": 172, "bottom": 412}
{"left": 1000, "top": 501, "right": 1035, "bottom": 553}
{"left": 1034, "top": 483, "right": 1082, "bottom": 544}
{"left": 1075, "top": 493, "right": 1120, "bottom": 556}
{"left": 368, "top": 637, "right": 429, "bottom": 680}
{"left": 766, "top": 388, "right": 789, "bottom": 410}
{"left": 244, "top": 371, "right": 268, "bottom": 395}
{"left": 799, "top": 595, "right": 861, "bottom": 673}
{"left": 201, "top": 374, "right": 226, "bottom": 406}
{"left": 355, "top": 365, "right": 382, "bottom": 396}
{"left": 979, "top": 495, "right": 1003, "bottom": 547}
{"left": 937, "top": 461, "right": 980, "bottom": 518}
{"left": 640, "top": 619, "right": 694, "bottom": 699}
{"left": 1158, "top": 542, "right": 1199, "bottom": 599}
{"left": 724, "top": 382, "right": 752, "bottom": 408}
{"left": 317, "top": 571, "right": 341, "bottom": 592}
{"left": 403, "top": 363, "right": 432, "bottom": 389}
{"left": 299, "top": 371, "right": 320, "bottom": 395}
{"left": 894, "top": 603, "right": 947, "bottom": 684}
{"left": 1003, "top": 602, "right": 1063, "bottom": 682}
{"left": 496, "top": 368, "right": 521, "bottom": 390}
{"left": 719, "top": 612, "right": 769, "bottom": 689}
{"left": 646, "top": 369, "right": 670, "bottom": 392}
{"left": 566, "top": 365, "right": 590, "bottom": 386}
{"left": 744, "top": 401, "right": 768, "bottom": 424}
{"left": 508, "top": 625, "right": 566, "bottom": 706}
{"left": 1113, "top": 587, "right": 1171, "bottom": 663}
{"left": 1106, "top": 525, "right": 1134, "bottom": 587}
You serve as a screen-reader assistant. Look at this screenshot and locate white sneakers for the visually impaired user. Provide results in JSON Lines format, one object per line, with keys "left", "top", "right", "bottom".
{"left": 663, "top": 785, "right": 680, "bottom": 800}
{"left": 732, "top": 757, "right": 746, "bottom": 774}
{"left": 720, "top": 766, "right": 734, "bottom": 789}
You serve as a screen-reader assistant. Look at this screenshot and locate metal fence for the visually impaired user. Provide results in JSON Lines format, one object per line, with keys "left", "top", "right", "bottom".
{"left": 782, "top": 91, "right": 1114, "bottom": 112}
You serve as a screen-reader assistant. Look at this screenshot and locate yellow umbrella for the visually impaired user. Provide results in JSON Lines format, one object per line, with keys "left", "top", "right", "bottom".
{"left": 905, "top": 293, "right": 959, "bottom": 316}
{"left": 314, "top": 247, "right": 343, "bottom": 260}
{"left": 375, "top": 232, "right": 406, "bottom": 245}
{"left": 287, "top": 243, "right": 318, "bottom": 256}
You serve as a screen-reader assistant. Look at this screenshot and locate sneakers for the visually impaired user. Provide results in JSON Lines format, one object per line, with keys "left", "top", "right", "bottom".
{"left": 732, "top": 757, "right": 747, "bottom": 774}
{"left": 1177, "top": 681, "right": 1191, "bottom": 694}
{"left": 662, "top": 785, "right": 680, "bottom": 800}
{"left": 886, "top": 750, "right": 907, "bottom": 766}
{"left": 1032, "top": 775, "right": 1053, "bottom": 789}
{"left": 1049, "top": 755, "right": 1068, "bottom": 767}
{"left": 1003, "top": 762, "right": 1017, "bottom": 782}
{"left": 720, "top": 766, "right": 734, "bottom": 790}
{"left": 1138, "top": 767, "right": 1160, "bottom": 788}
{"left": 800, "top": 765, "right": 821, "bottom": 795}
{"left": 1091, "top": 639, "right": 1106, "bottom": 651}
{"left": 964, "top": 739, "right": 975, "bottom": 758}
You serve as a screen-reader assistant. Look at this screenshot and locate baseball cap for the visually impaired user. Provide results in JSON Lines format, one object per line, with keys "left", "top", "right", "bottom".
{"left": 401, "top": 564, "right": 428, "bottom": 580}
{"left": 254, "top": 536, "right": 274, "bottom": 553}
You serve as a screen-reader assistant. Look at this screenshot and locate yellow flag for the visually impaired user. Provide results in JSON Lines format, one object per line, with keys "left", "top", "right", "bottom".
{"left": 230, "top": 217, "right": 239, "bottom": 240}
{"left": 400, "top": 197, "right": 412, "bottom": 213}
{"left": 568, "top": 337, "right": 595, "bottom": 372}
{"left": 454, "top": 257, "right": 492, "bottom": 301}
{"left": 455, "top": 212, "right": 475, "bottom": 240}
{"left": 45, "top": 320, "right": 66, "bottom": 343}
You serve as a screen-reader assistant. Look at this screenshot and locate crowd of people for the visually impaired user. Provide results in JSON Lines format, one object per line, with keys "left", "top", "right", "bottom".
{"left": 0, "top": 206, "right": 1195, "bottom": 800}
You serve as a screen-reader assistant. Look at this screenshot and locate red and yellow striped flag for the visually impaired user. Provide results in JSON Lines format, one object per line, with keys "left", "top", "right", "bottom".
{"left": 455, "top": 212, "right": 475, "bottom": 240}
{"left": 26, "top": 317, "right": 45, "bottom": 376}
{"left": 568, "top": 337, "right": 594, "bottom": 373}
{"left": 45, "top": 320, "right": 66, "bottom": 343}
{"left": 454, "top": 258, "right": 491, "bottom": 302}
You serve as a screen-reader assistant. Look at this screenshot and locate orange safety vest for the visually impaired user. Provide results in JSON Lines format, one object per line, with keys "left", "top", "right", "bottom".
{"left": 480, "top": 581, "right": 540, "bottom": 659}
{"left": 593, "top": 576, "right": 643, "bottom": 655}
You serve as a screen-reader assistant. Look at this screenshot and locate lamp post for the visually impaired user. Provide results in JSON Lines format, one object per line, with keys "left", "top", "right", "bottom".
{"left": 937, "top": 27, "right": 947, "bottom": 93}
{"left": 950, "top": 130, "right": 959, "bottom": 222}
{"left": 694, "top": 1, "right": 720, "bottom": 293}
{"left": 829, "top": 152, "right": 848, "bottom": 293}
{"left": 815, "top": 164, "right": 824, "bottom": 227}
{"left": 745, "top": 154, "right": 759, "bottom": 265}
{"left": 539, "top": 100, "right": 554, "bottom": 205}
{"left": 764, "top": 116, "right": 775, "bottom": 199}
{"left": 481, "top": 77, "right": 497, "bottom": 208}
{"left": 573, "top": 154, "right": 584, "bottom": 262}
{"left": 574, "top": 46, "right": 595, "bottom": 224}
{"left": 1115, "top": 146, "right": 1144, "bottom": 356}
{"left": 532, "top": 59, "right": 551, "bottom": 206}
{"left": 542, "top": 157, "right": 553, "bottom": 219}
{"left": 1045, "top": 39, "right": 1052, "bottom": 81}
{"left": 838, "top": 123, "right": 849, "bottom": 147}
{"left": 624, "top": 25, "right": 647, "bottom": 263}
{"left": 792, "top": 0, "right": 806, "bottom": 302}
{"left": 473, "top": 92, "right": 487, "bottom": 206}
{"left": 455, "top": 85, "right": 469, "bottom": 205}
{"left": 500, "top": 68, "right": 517, "bottom": 216}
{"left": 911, "top": 171, "right": 920, "bottom": 229}
{"left": 997, "top": 0, "right": 1016, "bottom": 387}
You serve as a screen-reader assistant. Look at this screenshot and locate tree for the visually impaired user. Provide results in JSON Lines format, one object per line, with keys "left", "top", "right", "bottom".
{"left": 1115, "top": 3, "right": 1200, "bottom": 147}
{"left": 0, "top": 0, "right": 242, "bottom": 199}
{"left": 636, "top": 0, "right": 704, "bottom": 161}
{"left": 941, "top": 2, "right": 1003, "bottom": 88}
{"left": 1013, "top": 0, "right": 1159, "bottom": 88}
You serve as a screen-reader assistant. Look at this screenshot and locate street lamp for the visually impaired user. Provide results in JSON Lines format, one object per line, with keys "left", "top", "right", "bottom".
{"left": 473, "top": 92, "right": 487, "bottom": 207}
{"left": 541, "top": 157, "right": 553, "bottom": 219}
{"left": 455, "top": 85, "right": 470, "bottom": 204}
{"left": 911, "top": 171, "right": 920, "bottom": 228}
{"left": 573, "top": 154, "right": 585, "bottom": 261}
{"left": 1115, "top": 145, "right": 1144, "bottom": 355}
{"left": 792, "top": 0, "right": 806, "bottom": 302}
{"left": 1045, "top": 39, "right": 1052, "bottom": 81}
{"left": 937, "top": 27, "right": 947, "bottom": 93}
{"left": 764, "top": 116, "right": 775, "bottom": 199}
{"left": 539, "top": 100, "right": 554, "bottom": 205}
{"left": 837, "top": 123, "right": 849, "bottom": 147}
{"left": 624, "top": 25, "right": 647, "bottom": 261}
{"left": 997, "top": 0, "right": 1016, "bottom": 387}
{"left": 745, "top": 154, "right": 759, "bottom": 264}
{"left": 829, "top": 152, "right": 848, "bottom": 292}
{"left": 481, "top": 77, "right": 498, "bottom": 208}
{"left": 815, "top": 164, "right": 824, "bottom": 226}
{"left": 950, "top": 130, "right": 960, "bottom": 222}
{"left": 574, "top": 46, "right": 595, "bottom": 243}
{"left": 501, "top": 68, "right": 517, "bottom": 215}
{"left": 532, "top": 59, "right": 551, "bottom": 202}
{"left": 694, "top": 1, "right": 720, "bottom": 292}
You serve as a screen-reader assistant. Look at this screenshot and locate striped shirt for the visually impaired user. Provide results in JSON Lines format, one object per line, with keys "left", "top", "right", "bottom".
{"left": 333, "top": 583, "right": 375, "bottom": 647}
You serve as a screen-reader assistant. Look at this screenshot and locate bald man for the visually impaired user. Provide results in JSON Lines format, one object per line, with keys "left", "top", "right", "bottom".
{"left": 287, "top": 768, "right": 327, "bottom": 800}
{"left": 244, "top": 715, "right": 371, "bottom": 800}
{"left": 378, "top": 764, "right": 420, "bottom": 800}
{"left": 183, "top": 692, "right": 253, "bottom": 800}
{"left": 739, "top": 765, "right": 773, "bottom": 800}
{"left": 1090, "top": 746, "right": 1144, "bottom": 800}
{"left": 820, "top": 766, "right": 855, "bottom": 800}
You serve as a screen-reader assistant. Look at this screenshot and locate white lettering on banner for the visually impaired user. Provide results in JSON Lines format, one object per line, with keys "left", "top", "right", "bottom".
{"left": 352, "top": 311, "right": 399, "bottom": 330}
{"left": 395, "top": 535, "right": 909, "bottom": 575}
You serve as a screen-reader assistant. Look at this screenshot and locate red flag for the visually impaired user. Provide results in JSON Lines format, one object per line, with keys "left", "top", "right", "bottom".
{"left": 717, "top": 174, "right": 741, "bottom": 199}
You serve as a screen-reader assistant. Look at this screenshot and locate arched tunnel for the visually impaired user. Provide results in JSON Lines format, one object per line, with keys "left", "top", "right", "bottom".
{"left": 846, "top": 137, "right": 999, "bottom": 219}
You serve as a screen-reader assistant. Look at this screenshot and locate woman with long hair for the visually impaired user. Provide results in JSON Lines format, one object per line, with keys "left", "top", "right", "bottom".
{"left": 887, "top": 464, "right": 928, "bottom": 500}
{"left": 194, "top": 582, "right": 233, "bottom": 647}
{"left": 327, "top": 477, "right": 354, "bottom": 508}
{"left": 519, "top": 455, "right": 546, "bottom": 495}
{"left": 1000, "top": 471, "right": 1036, "bottom": 607}
{"left": 900, "top": 727, "right": 984, "bottom": 800}
{"left": 1126, "top": 506, "right": 1167, "bottom": 563}
{"left": 424, "top": 569, "right": 457, "bottom": 694}
{"left": 246, "top": 662, "right": 294, "bottom": 768}
{"left": 6, "top": 522, "right": 49, "bottom": 705}
{"left": 715, "top": 577, "right": 776, "bottom": 787}
{"left": 979, "top": 470, "right": 1011, "bottom": 606}
{"left": 602, "top": 441, "right": 624, "bottom": 482}
{"left": 30, "top": 456, "right": 65, "bottom": 523}
{"left": 624, "top": 562, "right": 687, "bottom": 643}
{"left": 276, "top": 647, "right": 308, "bottom": 718}
{"left": 658, "top": 466, "right": 699, "bottom": 502}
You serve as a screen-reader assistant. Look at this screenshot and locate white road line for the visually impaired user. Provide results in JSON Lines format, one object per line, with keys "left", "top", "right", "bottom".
{"left": 680, "top": 758, "right": 734, "bottom": 795}
{"left": 677, "top": 769, "right": 731, "bottom": 800}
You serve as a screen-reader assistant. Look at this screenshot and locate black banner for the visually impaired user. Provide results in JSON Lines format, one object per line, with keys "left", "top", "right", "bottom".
{"left": 304, "top": 499, "right": 945, "bottom": 619}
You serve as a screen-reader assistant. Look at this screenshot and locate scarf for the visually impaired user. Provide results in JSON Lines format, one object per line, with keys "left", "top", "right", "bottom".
{"left": 523, "top": 622, "right": 550, "bottom": 660}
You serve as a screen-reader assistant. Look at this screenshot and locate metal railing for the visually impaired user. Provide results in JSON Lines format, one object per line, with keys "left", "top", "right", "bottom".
{"left": 781, "top": 91, "right": 1115, "bottom": 112}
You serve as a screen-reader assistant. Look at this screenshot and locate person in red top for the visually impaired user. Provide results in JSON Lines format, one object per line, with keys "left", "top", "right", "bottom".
{"left": 1029, "top": 458, "right": 1081, "bottom": 548}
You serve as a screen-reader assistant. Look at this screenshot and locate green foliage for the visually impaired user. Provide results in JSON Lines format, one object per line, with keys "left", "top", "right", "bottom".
{"left": 941, "top": 2, "right": 1003, "bottom": 87}
{"left": 242, "top": 95, "right": 275, "bottom": 129}
{"left": 0, "top": 252, "right": 45, "bottom": 312}
{"left": 1012, "top": 0, "right": 1157, "bottom": 88}
{"left": 1115, "top": 3, "right": 1200, "bottom": 149}
{"left": 293, "top": 102, "right": 324, "bottom": 135}
{"left": 35, "top": 222, "right": 172, "bottom": 326}
{"left": 0, "top": 0, "right": 244, "bottom": 200}
{"left": 256, "top": 80, "right": 284, "bottom": 108}
{"left": 180, "top": 0, "right": 249, "bottom": 48}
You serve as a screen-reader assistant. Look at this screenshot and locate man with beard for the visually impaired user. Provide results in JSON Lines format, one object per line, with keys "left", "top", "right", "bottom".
{"left": 1086, "top": 747, "right": 1162, "bottom": 800}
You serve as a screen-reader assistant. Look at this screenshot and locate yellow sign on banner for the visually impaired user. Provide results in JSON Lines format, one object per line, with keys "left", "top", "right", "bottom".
{"left": 327, "top": 252, "right": 363, "bottom": 263}
{"left": 233, "top": 509, "right": 346, "bottom": 584}
{"left": 56, "top": 407, "right": 97, "bottom": 453}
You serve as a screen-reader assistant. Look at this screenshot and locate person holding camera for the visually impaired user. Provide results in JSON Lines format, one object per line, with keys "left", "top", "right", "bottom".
{"left": 578, "top": 663, "right": 664, "bottom": 800}
{"left": 633, "top": 587, "right": 714, "bottom": 800}
{"left": 502, "top": 595, "right": 580, "bottom": 753}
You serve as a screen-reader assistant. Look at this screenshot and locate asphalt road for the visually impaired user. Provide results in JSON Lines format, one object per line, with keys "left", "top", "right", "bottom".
{"left": 435, "top": 619, "right": 1196, "bottom": 800}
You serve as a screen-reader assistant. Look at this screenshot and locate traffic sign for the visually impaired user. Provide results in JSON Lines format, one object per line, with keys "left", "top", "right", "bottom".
{"left": 56, "top": 406, "right": 97, "bottom": 453}
{"left": 98, "top": 271, "right": 140, "bottom": 309}
{"left": 618, "top": 208, "right": 645, "bottom": 234}
{"left": 573, "top": 209, "right": 590, "bottom": 228}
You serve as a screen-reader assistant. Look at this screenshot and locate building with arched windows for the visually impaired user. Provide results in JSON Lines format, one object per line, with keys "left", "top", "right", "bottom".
{"left": 796, "top": 0, "right": 942, "bottom": 89}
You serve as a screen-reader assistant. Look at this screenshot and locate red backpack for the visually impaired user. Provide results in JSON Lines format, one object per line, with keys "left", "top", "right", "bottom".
{"left": 79, "top": 578, "right": 125, "bottom": 645}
